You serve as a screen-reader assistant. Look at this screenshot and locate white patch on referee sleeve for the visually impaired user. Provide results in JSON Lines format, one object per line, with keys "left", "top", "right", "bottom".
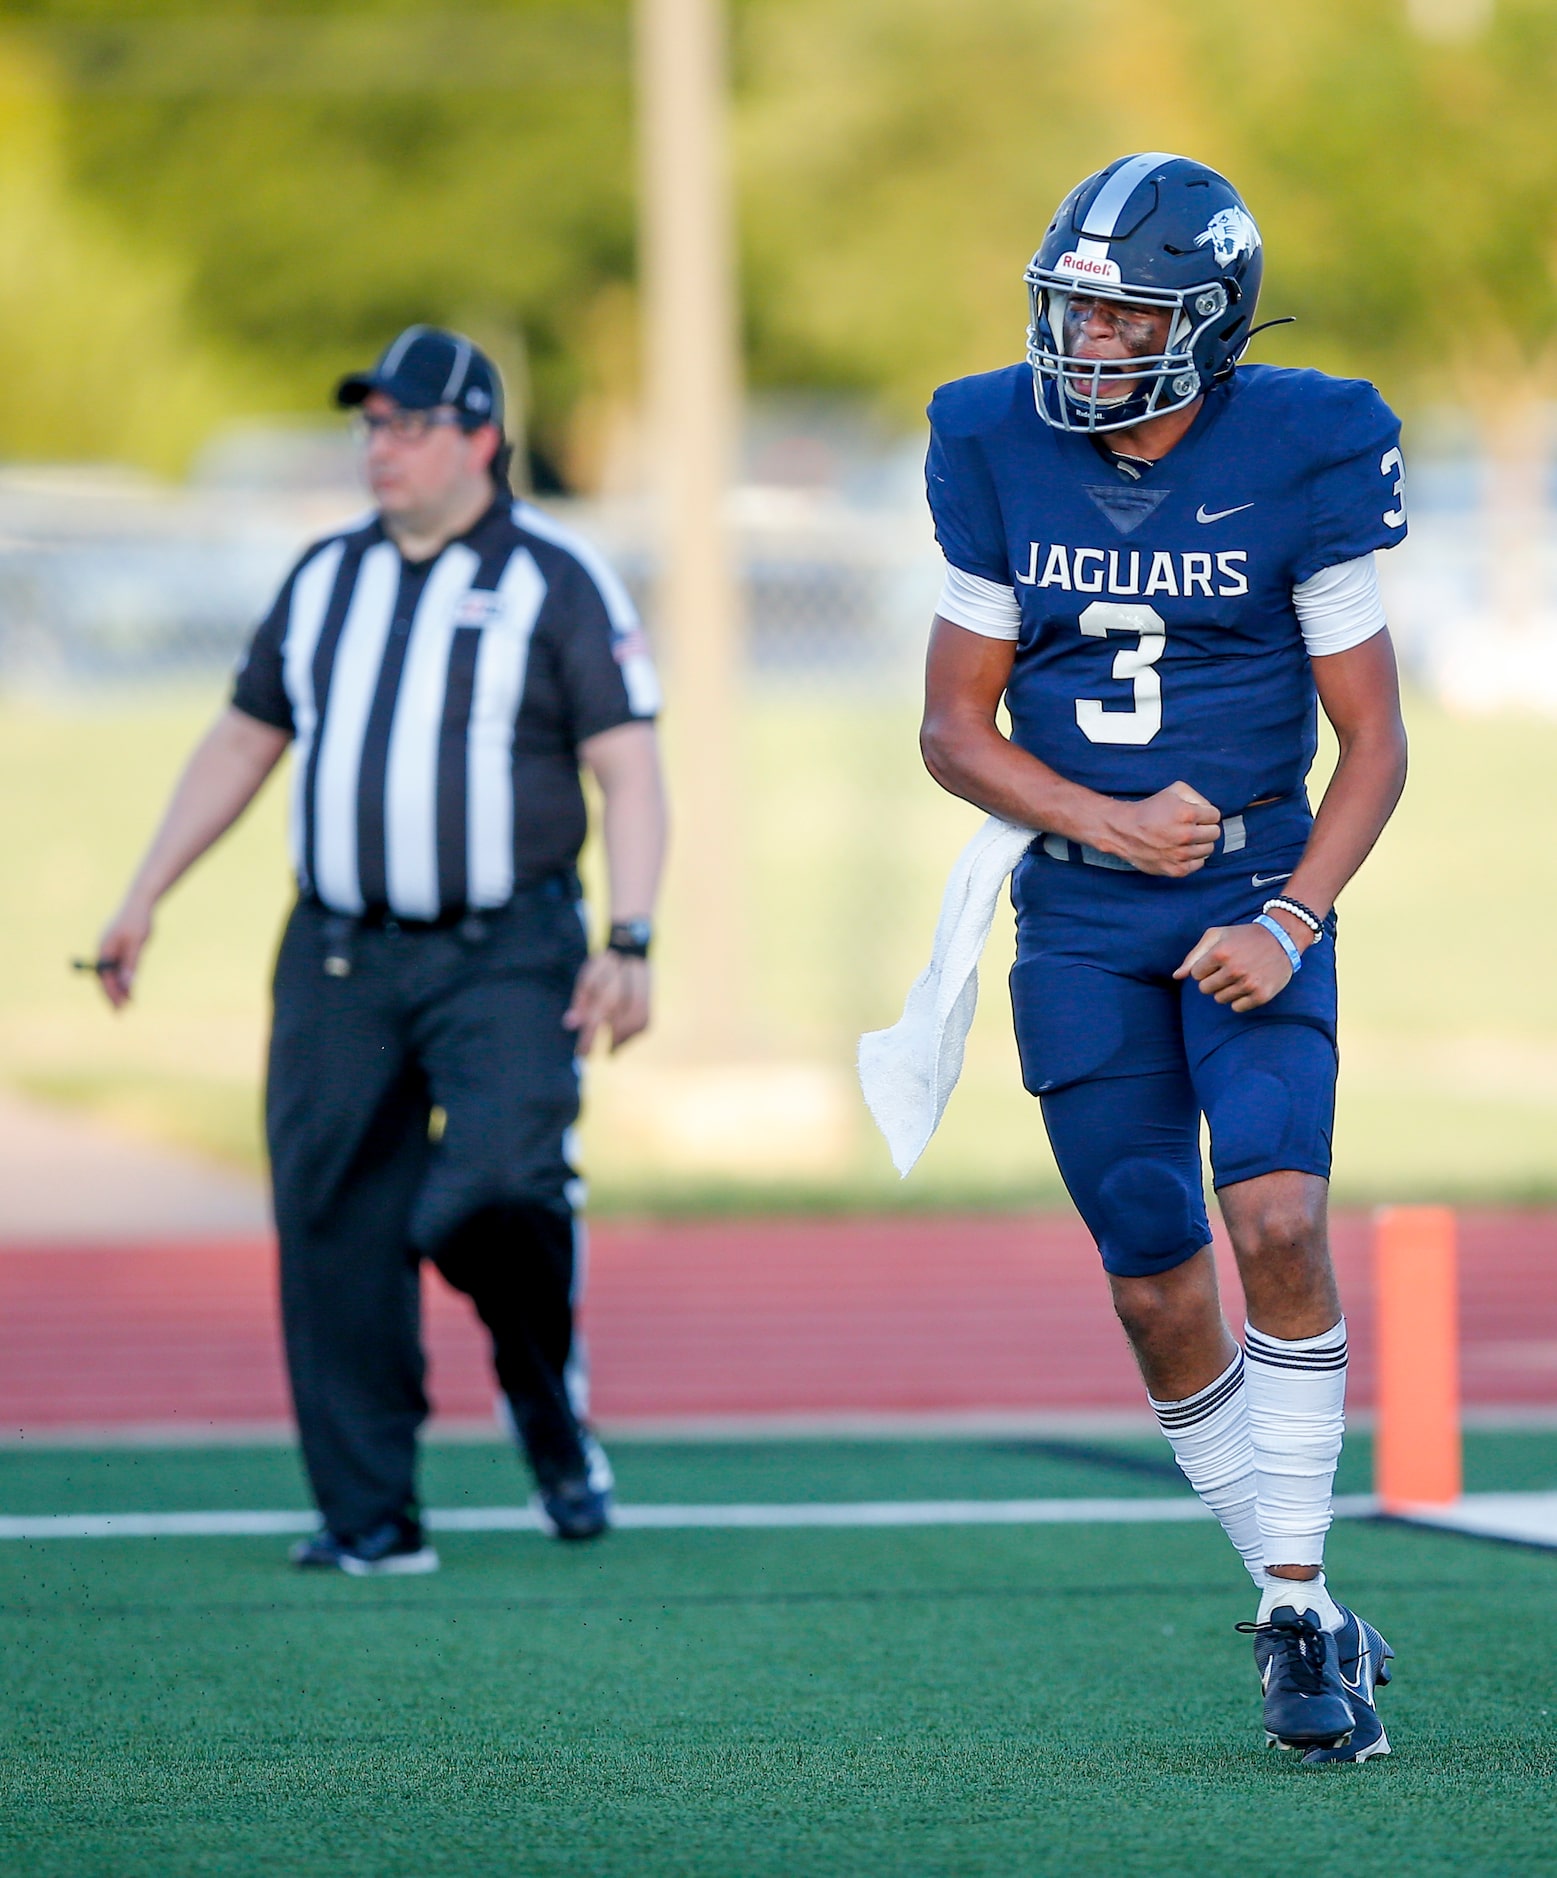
{"left": 935, "top": 559, "right": 1022, "bottom": 641}
{"left": 310, "top": 540, "right": 401, "bottom": 914}
{"left": 465, "top": 548, "right": 547, "bottom": 908}
{"left": 281, "top": 539, "right": 345, "bottom": 887}
{"left": 613, "top": 624, "right": 662, "bottom": 717}
{"left": 381, "top": 544, "right": 479, "bottom": 920}
{"left": 1292, "top": 553, "right": 1387, "bottom": 658}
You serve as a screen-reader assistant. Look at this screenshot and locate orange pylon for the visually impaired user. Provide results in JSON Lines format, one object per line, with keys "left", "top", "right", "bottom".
{"left": 1374, "top": 1205, "right": 1462, "bottom": 1510}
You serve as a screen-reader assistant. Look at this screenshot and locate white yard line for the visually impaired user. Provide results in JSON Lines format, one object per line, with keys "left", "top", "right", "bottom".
{"left": 0, "top": 1493, "right": 1386, "bottom": 1541}
{"left": 1395, "top": 1491, "right": 1557, "bottom": 1550}
{"left": 7, "top": 1492, "right": 1555, "bottom": 1546}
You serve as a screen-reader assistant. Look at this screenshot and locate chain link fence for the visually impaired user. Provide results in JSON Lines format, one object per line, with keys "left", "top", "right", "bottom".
{"left": 0, "top": 428, "right": 1550, "bottom": 710}
{"left": 0, "top": 427, "right": 941, "bottom": 696}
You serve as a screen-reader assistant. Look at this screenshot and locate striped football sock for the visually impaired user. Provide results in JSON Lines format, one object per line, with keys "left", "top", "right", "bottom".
{"left": 1149, "top": 1348, "right": 1265, "bottom": 1586}
{"left": 1243, "top": 1316, "right": 1348, "bottom": 1624}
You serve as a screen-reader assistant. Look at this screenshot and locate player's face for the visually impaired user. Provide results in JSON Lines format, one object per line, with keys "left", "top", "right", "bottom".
{"left": 1061, "top": 295, "right": 1174, "bottom": 404}
{"left": 358, "top": 391, "right": 493, "bottom": 516}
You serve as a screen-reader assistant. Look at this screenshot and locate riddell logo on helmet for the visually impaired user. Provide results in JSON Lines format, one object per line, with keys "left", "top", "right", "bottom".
{"left": 1054, "top": 251, "right": 1122, "bottom": 284}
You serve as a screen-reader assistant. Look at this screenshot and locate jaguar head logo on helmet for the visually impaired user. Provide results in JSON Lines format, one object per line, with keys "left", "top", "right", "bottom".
{"left": 1024, "top": 153, "right": 1265, "bottom": 435}
{"left": 1195, "top": 206, "right": 1261, "bottom": 271}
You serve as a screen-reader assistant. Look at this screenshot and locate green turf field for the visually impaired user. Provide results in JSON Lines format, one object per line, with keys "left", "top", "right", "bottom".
{"left": 2, "top": 1436, "right": 1554, "bottom": 1877}
{"left": 4, "top": 685, "right": 1557, "bottom": 1207}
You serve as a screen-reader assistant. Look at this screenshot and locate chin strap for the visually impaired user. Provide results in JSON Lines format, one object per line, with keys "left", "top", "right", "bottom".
{"left": 1244, "top": 316, "right": 1297, "bottom": 342}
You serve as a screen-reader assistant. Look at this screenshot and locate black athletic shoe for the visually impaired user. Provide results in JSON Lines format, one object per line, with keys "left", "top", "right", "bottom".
{"left": 1302, "top": 1606, "right": 1394, "bottom": 1765}
{"left": 538, "top": 1477, "right": 613, "bottom": 1542}
{"left": 289, "top": 1527, "right": 348, "bottom": 1571}
{"left": 289, "top": 1514, "right": 440, "bottom": 1577}
{"left": 1237, "top": 1605, "right": 1355, "bottom": 1750}
{"left": 499, "top": 1398, "right": 616, "bottom": 1541}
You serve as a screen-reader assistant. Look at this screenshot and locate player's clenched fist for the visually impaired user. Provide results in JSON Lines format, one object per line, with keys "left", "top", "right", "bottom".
{"left": 1173, "top": 923, "right": 1293, "bottom": 1012}
{"left": 1103, "top": 780, "right": 1222, "bottom": 877}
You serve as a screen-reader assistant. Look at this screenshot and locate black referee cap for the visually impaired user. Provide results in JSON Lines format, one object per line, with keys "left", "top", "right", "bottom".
{"left": 335, "top": 326, "right": 504, "bottom": 431}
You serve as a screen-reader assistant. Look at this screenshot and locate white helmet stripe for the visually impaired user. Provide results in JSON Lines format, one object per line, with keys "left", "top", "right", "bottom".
{"left": 1079, "top": 152, "right": 1185, "bottom": 240}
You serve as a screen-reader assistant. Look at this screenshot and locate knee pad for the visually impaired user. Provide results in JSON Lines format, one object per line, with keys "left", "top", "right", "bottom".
{"left": 1017, "top": 958, "right": 1210, "bottom": 1276}
{"left": 1200, "top": 1024, "right": 1336, "bottom": 1188}
{"left": 1040, "top": 1071, "right": 1210, "bottom": 1277}
{"left": 1092, "top": 1154, "right": 1209, "bottom": 1276}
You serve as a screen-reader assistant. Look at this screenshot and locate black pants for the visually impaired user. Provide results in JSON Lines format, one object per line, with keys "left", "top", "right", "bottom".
{"left": 267, "top": 888, "right": 591, "bottom": 1540}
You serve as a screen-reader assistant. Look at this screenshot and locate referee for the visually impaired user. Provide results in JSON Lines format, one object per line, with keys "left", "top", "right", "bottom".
{"left": 96, "top": 327, "right": 666, "bottom": 1574}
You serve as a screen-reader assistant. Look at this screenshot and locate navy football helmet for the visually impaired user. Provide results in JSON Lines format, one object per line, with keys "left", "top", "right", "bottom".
{"left": 1025, "top": 152, "right": 1263, "bottom": 434}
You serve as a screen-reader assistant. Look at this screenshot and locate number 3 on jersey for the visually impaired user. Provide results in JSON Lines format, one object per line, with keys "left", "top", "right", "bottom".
{"left": 1075, "top": 601, "right": 1166, "bottom": 745}
{"left": 1381, "top": 446, "right": 1406, "bottom": 529}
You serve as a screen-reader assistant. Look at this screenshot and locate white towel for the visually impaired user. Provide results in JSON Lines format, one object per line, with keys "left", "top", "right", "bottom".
{"left": 858, "top": 815, "right": 1036, "bottom": 1176}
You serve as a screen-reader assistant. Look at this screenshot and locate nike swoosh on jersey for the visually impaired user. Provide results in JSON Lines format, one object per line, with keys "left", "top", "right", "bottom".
{"left": 1251, "top": 872, "right": 1293, "bottom": 888}
{"left": 1196, "top": 502, "right": 1255, "bottom": 523}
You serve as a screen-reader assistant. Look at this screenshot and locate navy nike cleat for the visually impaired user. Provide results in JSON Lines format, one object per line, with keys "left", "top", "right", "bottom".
{"left": 1302, "top": 1606, "right": 1394, "bottom": 1764}
{"left": 1237, "top": 1605, "right": 1355, "bottom": 1751}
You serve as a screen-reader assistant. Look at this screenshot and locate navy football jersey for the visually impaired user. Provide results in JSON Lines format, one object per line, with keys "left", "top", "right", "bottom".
{"left": 926, "top": 362, "right": 1406, "bottom": 813}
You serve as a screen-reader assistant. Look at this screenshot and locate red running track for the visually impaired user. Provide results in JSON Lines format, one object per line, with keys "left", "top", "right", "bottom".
{"left": 0, "top": 1211, "right": 1553, "bottom": 1432}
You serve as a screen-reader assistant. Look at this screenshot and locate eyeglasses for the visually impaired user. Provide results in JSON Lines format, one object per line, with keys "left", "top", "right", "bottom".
{"left": 353, "top": 407, "right": 462, "bottom": 444}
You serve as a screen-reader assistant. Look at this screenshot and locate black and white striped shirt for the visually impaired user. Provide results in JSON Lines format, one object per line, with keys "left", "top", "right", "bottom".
{"left": 233, "top": 498, "right": 659, "bottom": 918}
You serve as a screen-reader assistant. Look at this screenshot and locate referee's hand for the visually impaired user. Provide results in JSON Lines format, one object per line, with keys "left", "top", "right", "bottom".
{"left": 565, "top": 952, "right": 651, "bottom": 1055}
{"left": 93, "top": 900, "right": 153, "bottom": 1010}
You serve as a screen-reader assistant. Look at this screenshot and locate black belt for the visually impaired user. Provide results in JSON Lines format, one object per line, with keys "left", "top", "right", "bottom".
{"left": 305, "top": 873, "right": 577, "bottom": 975}
{"left": 353, "top": 904, "right": 479, "bottom": 934}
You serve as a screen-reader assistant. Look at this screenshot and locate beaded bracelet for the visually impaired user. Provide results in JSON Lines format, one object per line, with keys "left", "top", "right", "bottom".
{"left": 1253, "top": 913, "right": 1303, "bottom": 974}
{"left": 1262, "top": 894, "right": 1326, "bottom": 940}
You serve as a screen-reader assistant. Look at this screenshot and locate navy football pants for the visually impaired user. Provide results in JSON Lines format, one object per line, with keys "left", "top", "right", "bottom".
{"left": 1009, "top": 799, "right": 1337, "bottom": 1278}
{"left": 267, "top": 887, "right": 591, "bottom": 1540}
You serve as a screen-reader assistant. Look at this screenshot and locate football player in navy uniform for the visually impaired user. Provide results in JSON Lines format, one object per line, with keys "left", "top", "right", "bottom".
{"left": 920, "top": 154, "right": 1405, "bottom": 1760}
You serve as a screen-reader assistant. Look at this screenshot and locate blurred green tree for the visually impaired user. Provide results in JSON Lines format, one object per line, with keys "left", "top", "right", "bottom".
{"left": 0, "top": 0, "right": 637, "bottom": 482}
{"left": 0, "top": 40, "right": 238, "bottom": 473}
{"left": 1192, "top": 0, "right": 1557, "bottom": 413}
{"left": 5, "top": 0, "right": 1557, "bottom": 474}
{"left": 739, "top": 0, "right": 1557, "bottom": 426}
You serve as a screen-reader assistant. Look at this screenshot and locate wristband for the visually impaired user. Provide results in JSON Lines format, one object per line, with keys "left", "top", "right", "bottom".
{"left": 1253, "top": 913, "right": 1303, "bottom": 974}
{"left": 606, "top": 918, "right": 652, "bottom": 960}
{"left": 1262, "top": 894, "right": 1325, "bottom": 941}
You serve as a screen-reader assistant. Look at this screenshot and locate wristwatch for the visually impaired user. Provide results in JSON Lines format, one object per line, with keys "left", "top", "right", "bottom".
{"left": 606, "top": 918, "right": 652, "bottom": 960}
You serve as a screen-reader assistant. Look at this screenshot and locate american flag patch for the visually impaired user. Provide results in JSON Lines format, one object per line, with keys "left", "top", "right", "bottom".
{"left": 455, "top": 591, "right": 505, "bottom": 628}
{"left": 612, "top": 627, "right": 651, "bottom": 666}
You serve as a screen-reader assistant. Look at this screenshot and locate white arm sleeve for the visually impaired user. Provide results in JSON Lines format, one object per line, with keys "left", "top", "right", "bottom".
{"left": 935, "top": 558, "right": 1022, "bottom": 641}
{"left": 1291, "top": 553, "right": 1387, "bottom": 658}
